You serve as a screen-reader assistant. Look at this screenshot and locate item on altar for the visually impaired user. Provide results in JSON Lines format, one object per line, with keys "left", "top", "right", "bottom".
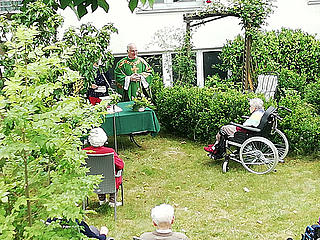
{"left": 131, "top": 92, "right": 154, "bottom": 112}
{"left": 106, "top": 104, "right": 123, "bottom": 114}
{"left": 108, "top": 92, "right": 122, "bottom": 105}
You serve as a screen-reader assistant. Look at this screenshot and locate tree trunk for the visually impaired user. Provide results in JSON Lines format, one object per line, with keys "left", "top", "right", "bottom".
{"left": 243, "top": 30, "right": 254, "bottom": 91}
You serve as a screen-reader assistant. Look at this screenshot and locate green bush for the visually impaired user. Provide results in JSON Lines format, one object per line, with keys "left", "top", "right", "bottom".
{"left": 278, "top": 90, "right": 320, "bottom": 154}
{"left": 154, "top": 85, "right": 256, "bottom": 142}
{"left": 304, "top": 78, "right": 320, "bottom": 114}
{"left": 153, "top": 84, "right": 319, "bottom": 155}
{"left": 219, "top": 28, "right": 320, "bottom": 92}
{"left": 278, "top": 68, "right": 307, "bottom": 94}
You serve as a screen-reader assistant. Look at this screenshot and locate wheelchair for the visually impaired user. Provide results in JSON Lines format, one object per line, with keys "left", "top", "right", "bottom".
{"left": 208, "top": 106, "right": 291, "bottom": 175}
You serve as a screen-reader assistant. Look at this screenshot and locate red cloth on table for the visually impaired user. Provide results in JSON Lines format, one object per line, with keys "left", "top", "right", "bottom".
{"left": 82, "top": 146, "right": 124, "bottom": 189}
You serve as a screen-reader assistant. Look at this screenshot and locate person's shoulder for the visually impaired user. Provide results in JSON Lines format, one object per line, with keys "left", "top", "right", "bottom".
{"left": 101, "top": 147, "right": 116, "bottom": 153}
{"left": 138, "top": 56, "right": 148, "bottom": 65}
{"left": 139, "top": 231, "right": 154, "bottom": 240}
{"left": 172, "top": 232, "right": 189, "bottom": 239}
{"left": 82, "top": 146, "right": 94, "bottom": 151}
{"left": 116, "top": 57, "right": 129, "bottom": 66}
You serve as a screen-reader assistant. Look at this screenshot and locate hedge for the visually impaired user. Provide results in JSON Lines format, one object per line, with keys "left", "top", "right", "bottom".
{"left": 152, "top": 84, "right": 320, "bottom": 155}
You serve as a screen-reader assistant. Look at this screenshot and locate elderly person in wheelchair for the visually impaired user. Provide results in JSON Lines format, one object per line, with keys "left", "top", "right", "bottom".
{"left": 204, "top": 98, "right": 265, "bottom": 159}
{"left": 204, "top": 97, "right": 290, "bottom": 174}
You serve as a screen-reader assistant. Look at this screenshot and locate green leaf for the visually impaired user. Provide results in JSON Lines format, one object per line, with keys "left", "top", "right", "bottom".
{"left": 60, "top": 0, "right": 70, "bottom": 9}
{"left": 73, "top": 0, "right": 86, "bottom": 5}
{"left": 91, "top": 0, "right": 98, "bottom": 12}
{"left": 148, "top": 0, "right": 154, "bottom": 7}
{"left": 128, "top": 0, "right": 138, "bottom": 13}
{"left": 97, "top": 0, "right": 109, "bottom": 13}
{"left": 76, "top": 4, "right": 88, "bottom": 18}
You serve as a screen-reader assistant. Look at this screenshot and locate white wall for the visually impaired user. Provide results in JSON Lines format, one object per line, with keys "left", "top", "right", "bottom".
{"left": 59, "top": 0, "right": 320, "bottom": 54}
{"left": 265, "top": 0, "right": 320, "bottom": 37}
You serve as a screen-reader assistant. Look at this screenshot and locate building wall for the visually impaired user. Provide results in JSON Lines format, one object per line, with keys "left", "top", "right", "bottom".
{"left": 59, "top": 0, "right": 320, "bottom": 53}
{"left": 58, "top": 0, "right": 320, "bottom": 85}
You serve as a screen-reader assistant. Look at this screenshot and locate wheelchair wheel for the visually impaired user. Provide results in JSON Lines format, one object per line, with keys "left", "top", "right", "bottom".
{"left": 269, "top": 129, "right": 289, "bottom": 160}
{"left": 240, "top": 137, "right": 279, "bottom": 174}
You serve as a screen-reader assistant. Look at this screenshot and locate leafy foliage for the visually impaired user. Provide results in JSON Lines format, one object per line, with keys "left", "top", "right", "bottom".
{"left": 0, "top": 25, "right": 105, "bottom": 239}
{"left": 0, "top": 0, "right": 64, "bottom": 94}
{"left": 190, "top": 0, "right": 275, "bottom": 32}
{"left": 278, "top": 90, "right": 320, "bottom": 154}
{"left": 22, "top": 0, "right": 155, "bottom": 18}
{"left": 152, "top": 82, "right": 320, "bottom": 155}
{"left": 153, "top": 84, "right": 256, "bottom": 142}
{"left": 62, "top": 23, "right": 118, "bottom": 95}
{"left": 219, "top": 28, "right": 320, "bottom": 91}
{"left": 172, "top": 32, "right": 196, "bottom": 86}
{"left": 304, "top": 78, "right": 320, "bottom": 114}
{"left": 12, "top": 1, "right": 63, "bottom": 46}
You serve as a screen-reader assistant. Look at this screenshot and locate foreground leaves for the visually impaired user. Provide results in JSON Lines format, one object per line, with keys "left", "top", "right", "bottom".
{"left": 0, "top": 25, "right": 106, "bottom": 239}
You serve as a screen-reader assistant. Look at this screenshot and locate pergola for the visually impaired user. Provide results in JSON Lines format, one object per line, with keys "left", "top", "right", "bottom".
{"left": 184, "top": 11, "right": 254, "bottom": 91}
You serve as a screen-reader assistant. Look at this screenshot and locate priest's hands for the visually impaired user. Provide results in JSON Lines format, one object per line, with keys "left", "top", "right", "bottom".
{"left": 130, "top": 73, "right": 141, "bottom": 82}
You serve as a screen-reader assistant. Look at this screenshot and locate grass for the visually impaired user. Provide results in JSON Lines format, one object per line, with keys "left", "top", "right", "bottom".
{"left": 86, "top": 133, "right": 320, "bottom": 240}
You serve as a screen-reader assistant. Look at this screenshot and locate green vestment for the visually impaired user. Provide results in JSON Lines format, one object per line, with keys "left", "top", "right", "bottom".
{"left": 114, "top": 56, "right": 153, "bottom": 101}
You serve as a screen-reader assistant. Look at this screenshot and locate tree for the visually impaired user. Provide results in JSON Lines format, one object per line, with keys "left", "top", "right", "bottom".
{"left": 22, "top": 0, "right": 155, "bottom": 18}
{"left": 62, "top": 23, "right": 118, "bottom": 95}
{"left": 0, "top": 24, "right": 106, "bottom": 239}
{"left": 184, "top": 0, "right": 275, "bottom": 90}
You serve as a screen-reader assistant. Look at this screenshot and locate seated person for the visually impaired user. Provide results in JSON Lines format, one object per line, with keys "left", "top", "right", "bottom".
{"left": 88, "top": 62, "right": 112, "bottom": 106}
{"left": 46, "top": 218, "right": 113, "bottom": 240}
{"left": 82, "top": 127, "right": 124, "bottom": 207}
{"left": 139, "top": 204, "right": 189, "bottom": 240}
{"left": 204, "top": 98, "right": 265, "bottom": 155}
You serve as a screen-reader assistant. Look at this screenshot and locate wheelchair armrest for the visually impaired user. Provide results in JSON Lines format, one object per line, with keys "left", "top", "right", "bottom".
{"left": 230, "top": 122, "right": 261, "bottom": 132}
{"left": 115, "top": 170, "right": 122, "bottom": 178}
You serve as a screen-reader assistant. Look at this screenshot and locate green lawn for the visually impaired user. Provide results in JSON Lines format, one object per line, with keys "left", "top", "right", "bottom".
{"left": 86, "top": 133, "right": 320, "bottom": 240}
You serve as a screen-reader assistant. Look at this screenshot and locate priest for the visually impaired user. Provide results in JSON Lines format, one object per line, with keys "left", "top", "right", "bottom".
{"left": 114, "top": 43, "right": 153, "bottom": 101}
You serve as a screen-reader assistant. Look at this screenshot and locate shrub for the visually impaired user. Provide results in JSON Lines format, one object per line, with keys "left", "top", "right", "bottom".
{"left": 278, "top": 90, "right": 320, "bottom": 154}
{"left": 153, "top": 84, "right": 319, "bottom": 155}
{"left": 0, "top": 26, "right": 104, "bottom": 239}
{"left": 154, "top": 85, "right": 256, "bottom": 142}
{"left": 219, "top": 28, "right": 320, "bottom": 91}
{"left": 205, "top": 74, "right": 241, "bottom": 91}
{"left": 278, "top": 69, "right": 307, "bottom": 94}
{"left": 304, "top": 78, "right": 320, "bottom": 114}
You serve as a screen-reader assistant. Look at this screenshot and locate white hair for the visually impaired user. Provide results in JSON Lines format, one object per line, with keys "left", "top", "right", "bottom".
{"left": 151, "top": 204, "right": 174, "bottom": 225}
{"left": 249, "top": 98, "right": 264, "bottom": 110}
{"left": 127, "top": 43, "right": 136, "bottom": 52}
{"left": 88, "top": 128, "right": 108, "bottom": 147}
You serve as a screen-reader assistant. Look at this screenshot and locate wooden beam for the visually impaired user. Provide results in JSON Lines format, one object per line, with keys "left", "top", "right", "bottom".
{"left": 189, "top": 15, "right": 228, "bottom": 28}
{"left": 184, "top": 12, "right": 238, "bottom": 22}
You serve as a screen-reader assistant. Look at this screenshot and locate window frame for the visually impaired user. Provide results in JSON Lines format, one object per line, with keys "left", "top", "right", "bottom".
{"left": 0, "top": 0, "right": 22, "bottom": 14}
{"left": 136, "top": 0, "right": 205, "bottom": 14}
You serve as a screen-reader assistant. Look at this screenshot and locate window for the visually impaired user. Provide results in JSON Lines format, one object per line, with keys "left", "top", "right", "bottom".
{"left": 308, "top": 0, "right": 320, "bottom": 5}
{"left": 0, "top": 0, "right": 22, "bottom": 13}
{"left": 136, "top": 0, "right": 204, "bottom": 14}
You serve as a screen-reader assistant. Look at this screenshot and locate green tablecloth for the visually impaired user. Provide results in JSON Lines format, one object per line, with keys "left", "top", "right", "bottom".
{"left": 100, "top": 101, "right": 160, "bottom": 136}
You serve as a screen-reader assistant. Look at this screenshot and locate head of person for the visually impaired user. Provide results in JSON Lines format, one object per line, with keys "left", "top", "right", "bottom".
{"left": 127, "top": 43, "right": 138, "bottom": 59}
{"left": 249, "top": 98, "right": 264, "bottom": 113}
{"left": 151, "top": 204, "right": 175, "bottom": 230}
{"left": 88, "top": 127, "right": 108, "bottom": 147}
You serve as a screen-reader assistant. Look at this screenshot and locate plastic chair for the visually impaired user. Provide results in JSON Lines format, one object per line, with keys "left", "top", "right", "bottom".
{"left": 85, "top": 153, "right": 124, "bottom": 220}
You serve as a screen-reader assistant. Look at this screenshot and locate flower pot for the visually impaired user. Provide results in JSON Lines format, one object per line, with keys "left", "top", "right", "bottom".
{"left": 132, "top": 105, "right": 140, "bottom": 112}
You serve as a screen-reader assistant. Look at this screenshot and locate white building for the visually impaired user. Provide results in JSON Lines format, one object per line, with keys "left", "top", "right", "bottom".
{"left": 2, "top": 0, "right": 320, "bottom": 85}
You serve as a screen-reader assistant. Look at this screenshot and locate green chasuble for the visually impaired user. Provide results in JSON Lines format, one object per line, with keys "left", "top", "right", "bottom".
{"left": 114, "top": 56, "right": 153, "bottom": 101}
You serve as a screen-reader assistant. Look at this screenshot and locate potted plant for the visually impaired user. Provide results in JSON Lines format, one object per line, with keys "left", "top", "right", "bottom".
{"left": 132, "top": 92, "right": 154, "bottom": 112}
{"left": 105, "top": 92, "right": 122, "bottom": 113}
